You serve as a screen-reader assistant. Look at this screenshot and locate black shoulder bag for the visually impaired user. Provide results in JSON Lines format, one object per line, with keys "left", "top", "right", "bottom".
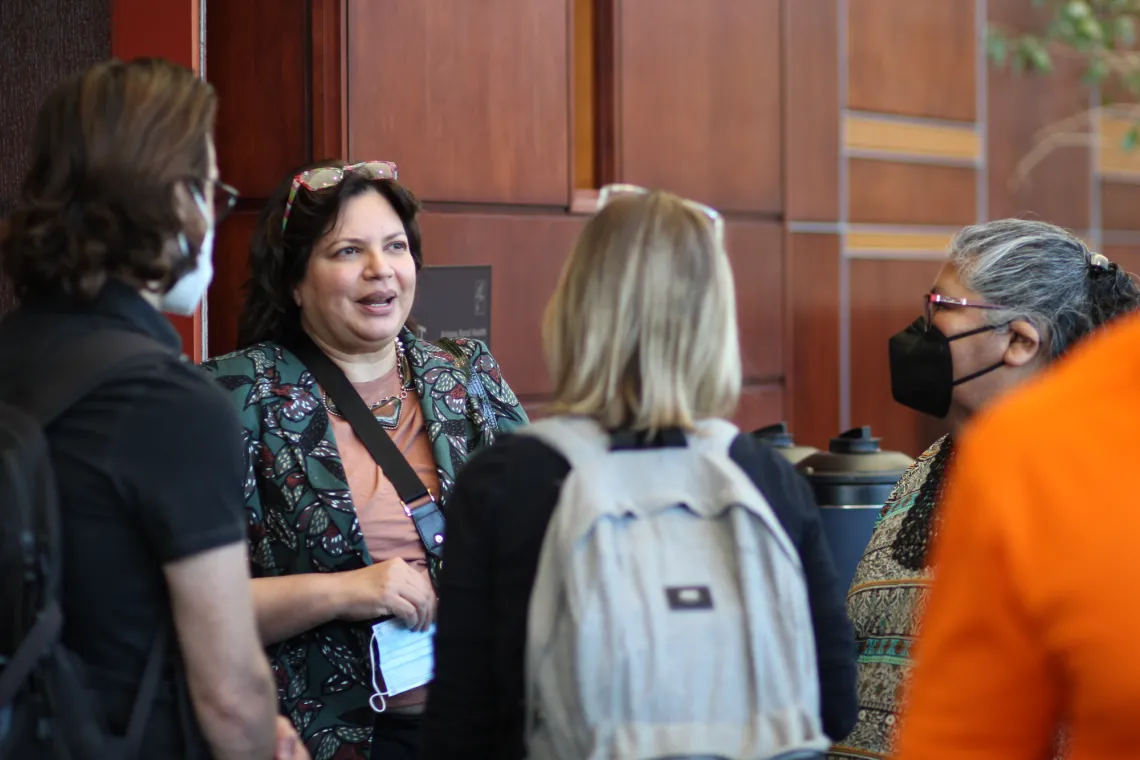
{"left": 288, "top": 334, "right": 445, "bottom": 574}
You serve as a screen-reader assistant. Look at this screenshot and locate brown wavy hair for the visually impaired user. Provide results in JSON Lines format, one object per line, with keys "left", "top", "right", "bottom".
{"left": 1, "top": 58, "right": 217, "bottom": 301}
{"left": 237, "top": 160, "right": 422, "bottom": 348}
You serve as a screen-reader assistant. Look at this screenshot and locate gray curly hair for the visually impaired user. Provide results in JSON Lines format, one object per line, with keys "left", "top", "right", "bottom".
{"left": 949, "top": 219, "right": 1140, "bottom": 358}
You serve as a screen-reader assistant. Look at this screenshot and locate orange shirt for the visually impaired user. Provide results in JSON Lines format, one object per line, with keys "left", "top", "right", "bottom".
{"left": 328, "top": 365, "right": 441, "bottom": 709}
{"left": 895, "top": 313, "right": 1140, "bottom": 760}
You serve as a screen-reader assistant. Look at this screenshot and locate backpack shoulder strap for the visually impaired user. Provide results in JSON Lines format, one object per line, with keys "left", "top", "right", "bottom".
{"left": 687, "top": 418, "right": 743, "bottom": 458}
{"left": 518, "top": 416, "right": 611, "bottom": 470}
{"left": 3, "top": 329, "right": 169, "bottom": 426}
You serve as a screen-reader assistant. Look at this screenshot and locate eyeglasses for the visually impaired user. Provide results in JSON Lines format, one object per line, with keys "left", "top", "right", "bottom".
{"left": 212, "top": 181, "right": 239, "bottom": 224}
{"left": 281, "top": 160, "right": 399, "bottom": 232}
{"left": 596, "top": 183, "right": 725, "bottom": 243}
{"left": 187, "top": 177, "right": 239, "bottom": 225}
{"left": 923, "top": 292, "right": 1005, "bottom": 330}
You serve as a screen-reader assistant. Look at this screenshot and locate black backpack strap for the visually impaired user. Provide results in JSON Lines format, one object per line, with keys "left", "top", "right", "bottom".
{"left": 122, "top": 624, "right": 168, "bottom": 759}
{"left": 288, "top": 332, "right": 445, "bottom": 562}
{"left": 5, "top": 329, "right": 170, "bottom": 426}
{"left": 0, "top": 600, "right": 63, "bottom": 707}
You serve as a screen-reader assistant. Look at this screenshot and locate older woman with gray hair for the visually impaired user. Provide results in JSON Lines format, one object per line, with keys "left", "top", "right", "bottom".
{"left": 829, "top": 218, "right": 1140, "bottom": 760}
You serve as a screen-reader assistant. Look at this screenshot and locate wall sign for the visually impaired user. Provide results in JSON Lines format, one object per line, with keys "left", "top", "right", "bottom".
{"left": 409, "top": 265, "right": 492, "bottom": 350}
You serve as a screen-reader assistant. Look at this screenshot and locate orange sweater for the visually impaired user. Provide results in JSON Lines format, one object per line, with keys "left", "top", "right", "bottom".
{"left": 895, "top": 312, "right": 1140, "bottom": 760}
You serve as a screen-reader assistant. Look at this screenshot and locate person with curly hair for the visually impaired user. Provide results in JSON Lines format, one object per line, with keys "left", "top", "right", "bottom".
{"left": 830, "top": 218, "right": 1140, "bottom": 760}
{"left": 0, "top": 59, "right": 303, "bottom": 760}
{"left": 201, "top": 160, "right": 527, "bottom": 760}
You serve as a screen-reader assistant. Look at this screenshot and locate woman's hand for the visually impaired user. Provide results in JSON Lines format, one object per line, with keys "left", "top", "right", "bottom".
{"left": 273, "top": 716, "right": 310, "bottom": 760}
{"left": 339, "top": 558, "right": 436, "bottom": 631}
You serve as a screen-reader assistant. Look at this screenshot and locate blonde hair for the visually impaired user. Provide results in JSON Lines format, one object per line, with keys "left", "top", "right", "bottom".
{"left": 543, "top": 191, "right": 742, "bottom": 432}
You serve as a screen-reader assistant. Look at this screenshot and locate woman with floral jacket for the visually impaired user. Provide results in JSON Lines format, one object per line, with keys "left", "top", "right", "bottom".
{"left": 202, "top": 160, "right": 526, "bottom": 760}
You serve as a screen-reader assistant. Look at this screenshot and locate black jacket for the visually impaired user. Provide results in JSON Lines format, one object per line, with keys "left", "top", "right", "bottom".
{"left": 421, "top": 429, "right": 859, "bottom": 759}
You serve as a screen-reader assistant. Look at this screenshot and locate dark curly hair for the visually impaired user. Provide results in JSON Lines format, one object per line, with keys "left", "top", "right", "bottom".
{"left": 1, "top": 58, "right": 216, "bottom": 301}
{"left": 237, "top": 160, "right": 423, "bottom": 348}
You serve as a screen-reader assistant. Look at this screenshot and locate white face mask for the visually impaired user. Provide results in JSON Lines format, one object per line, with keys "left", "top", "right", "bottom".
{"left": 160, "top": 189, "right": 215, "bottom": 316}
{"left": 368, "top": 619, "right": 436, "bottom": 713}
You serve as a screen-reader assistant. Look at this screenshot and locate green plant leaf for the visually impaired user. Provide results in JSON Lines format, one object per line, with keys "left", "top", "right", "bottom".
{"left": 1115, "top": 14, "right": 1137, "bottom": 46}
{"left": 1084, "top": 56, "right": 1112, "bottom": 82}
{"left": 1064, "top": 0, "right": 1093, "bottom": 20}
{"left": 986, "top": 30, "right": 1010, "bottom": 65}
{"left": 1123, "top": 67, "right": 1140, "bottom": 94}
{"left": 1079, "top": 15, "right": 1106, "bottom": 41}
{"left": 1122, "top": 125, "right": 1139, "bottom": 151}
{"left": 1021, "top": 36, "right": 1056, "bottom": 71}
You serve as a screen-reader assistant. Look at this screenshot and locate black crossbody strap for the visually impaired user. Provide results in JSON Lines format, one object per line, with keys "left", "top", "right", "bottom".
{"left": 289, "top": 334, "right": 445, "bottom": 561}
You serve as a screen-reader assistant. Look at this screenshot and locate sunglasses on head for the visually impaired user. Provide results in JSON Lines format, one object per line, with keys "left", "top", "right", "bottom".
{"left": 281, "top": 160, "right": 399, "bottom": 233}
{"left": 596, "top": 183, "right": 725, "bottom": 243}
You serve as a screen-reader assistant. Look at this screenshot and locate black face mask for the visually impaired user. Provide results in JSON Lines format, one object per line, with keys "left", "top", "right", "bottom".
{"left": 888, "top": 318, "right": 1007, "bottom": 419}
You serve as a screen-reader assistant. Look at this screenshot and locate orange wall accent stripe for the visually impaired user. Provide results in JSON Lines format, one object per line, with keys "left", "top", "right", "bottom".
{"left": 844, "top": 113, "right": 980, "bottom": 164}
{"left": 1099, "top": 115, "right": 1140, "bottom": 181}
{"left": 846, "top": 229, "right": 953, "bottom": 255}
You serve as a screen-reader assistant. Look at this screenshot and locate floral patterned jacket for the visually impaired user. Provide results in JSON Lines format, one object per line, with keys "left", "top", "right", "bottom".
{"left": 201, "top": 329, "right": 528, "bottom": 759}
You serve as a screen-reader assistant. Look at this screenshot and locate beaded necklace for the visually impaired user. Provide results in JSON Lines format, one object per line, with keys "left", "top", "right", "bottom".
{"left": 890, "top": 437, "right": 955, "bottom": 571}
{"left": 322, "top": 338, "right": 412, "bottom": 430}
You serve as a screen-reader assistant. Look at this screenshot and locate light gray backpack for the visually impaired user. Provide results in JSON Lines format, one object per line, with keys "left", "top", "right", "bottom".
{"left": 520, "top": 416, "right": 828, "bottom": 760}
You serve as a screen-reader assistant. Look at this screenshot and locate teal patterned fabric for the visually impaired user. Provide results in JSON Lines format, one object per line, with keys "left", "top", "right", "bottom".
{"left": 201, "top": 328, "right": 527, "bottom": 760}
{"left": 827, "top": 437, "right": 945, "bottom": 760}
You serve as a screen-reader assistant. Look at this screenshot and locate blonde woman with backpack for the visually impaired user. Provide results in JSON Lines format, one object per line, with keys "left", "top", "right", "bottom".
{"left": 422, "top": 186, "right": 858, "bottom": 759}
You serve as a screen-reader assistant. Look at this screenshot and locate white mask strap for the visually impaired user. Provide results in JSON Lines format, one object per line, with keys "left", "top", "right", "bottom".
{"left": 369, "top": 631, "right": 389, "bottom": 713}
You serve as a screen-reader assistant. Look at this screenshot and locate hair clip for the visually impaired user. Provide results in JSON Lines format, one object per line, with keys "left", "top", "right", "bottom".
{"left": 1089, "top": 252, "right": 1111, "bottom": 270}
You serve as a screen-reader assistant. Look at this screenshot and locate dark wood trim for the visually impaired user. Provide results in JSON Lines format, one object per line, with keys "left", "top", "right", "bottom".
{"left": 310, "top": 0, "right": 347, "bottom": 161}
{"left": 779, "top": 0, "right": 795, "bottom": 427}
{"left": 567, "top": 0, "right": 579, "bottom": 196}
{"left": 595, "top": 0, "right": 618, "bottom": 186}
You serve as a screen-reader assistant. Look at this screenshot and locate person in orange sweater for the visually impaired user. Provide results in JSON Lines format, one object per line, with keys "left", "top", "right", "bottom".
{"left": 895, "top": 309, "right": 1140, "bottom": 760}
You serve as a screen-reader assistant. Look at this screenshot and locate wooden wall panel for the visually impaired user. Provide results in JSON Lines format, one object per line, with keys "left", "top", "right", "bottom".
{"left": 206, "top": 211, "right": 257, "bottom": 357}
{"left": 113, "top": 0, "right": 197, "bottom": 68}
{"left": 728, "top": 222, "right": 784, "bottom": 381}
{"left": 789, "top": 233, "right": 840, "bottom": 450}
{"left": 207, "top": 0, "right": 309, "bottom": 199}
{"left": 848, "top": 160, "right": 977, "bottom": 226}
{"left": 848, "top": 0, "right": 976, "bottom": 122}
{"left": 204, "top": 0, "right": 341, "bottom": 358}
{"left": 987, "top": 0, "right": 1090, "bottom": 229}
{"left": 416, "top": 213, "right": 586, "bottom": 398}
{"left": 850, "top": 258, "right": 950, "bottom": 458}
{"left": 1102, "top": 182, "right": 1140, "bottom": 232}
{"left": 734, "top": 383, "right": 785, "bottom": 434}
{"left": 346, "top": 0, "right": 571, "bottom": 206}
{"left": 784, "top": 0, "right": 839, "bottom": 222}
{"left": 615, "top": 0, "right": 782, "bottom": 214}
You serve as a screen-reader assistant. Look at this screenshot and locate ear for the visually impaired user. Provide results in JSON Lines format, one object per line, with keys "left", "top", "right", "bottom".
{"left": 1003, "top": 319, "right": 1043, "bottom": 368}
{"left": 292, "top": 285, "right": 303, "bottom": 308}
